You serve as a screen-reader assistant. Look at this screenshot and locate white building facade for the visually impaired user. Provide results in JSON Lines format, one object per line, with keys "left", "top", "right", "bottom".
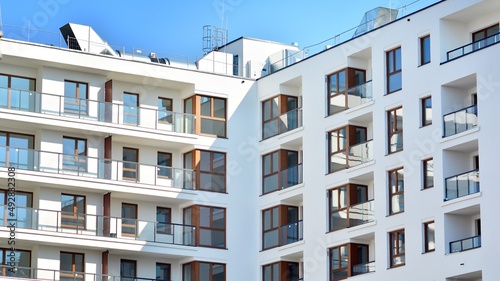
{"left": 0, "top": 0, "right": 499, "bottom": 280}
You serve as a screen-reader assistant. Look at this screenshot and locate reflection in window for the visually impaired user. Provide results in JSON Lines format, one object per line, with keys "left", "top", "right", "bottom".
{"left": 0, "top": 249, "right": 31, "bottom": 278}
{"left": 63, "top": 137, "right": 87, "bottom": 171}
{"left": 61, "top": 194, "right": 85, "bottom": 230}
{"left": 123, "top": 93, "right": 139, "bottom": 125}
{"left": 389, "top": 168, "right": 404, "bottom": 215}
{"left": 0, "top": 131, "right": 34, "bottom": 170}
{"left": 0, "top": 74, "right": 36, "bottom": 111}
{"left": 184, "top": 150, "right": 226, "bottom": 192}
{"left": 386, "top": 47, "right": 402, "bottom": 94}
{"left": 60, "top": 252, "right": 84, "bottom": 281}
{"left": 183, "top": 205, "right": 226, "bottom": 248}
{"left": 389, "top": 229, "right": 405, "bottom": 267}
{"left": 64, "top": 81, "right": 88, "bottom": 116}
{"left": 420, "top": 35, "right": 431, "bottom": 65}
{"left": 387, "top": 107, "right": 403, "bottom": 153}
{"left": 185, "top": 95, "right": 226, "bottom": 137}
{"left": 158, "top": 97, "right": 173, "bottom": 124}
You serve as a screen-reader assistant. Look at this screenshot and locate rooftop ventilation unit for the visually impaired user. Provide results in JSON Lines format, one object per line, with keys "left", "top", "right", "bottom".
{"left": 353, "top": 7, "right": 398, "bottom": 38}
{"left": 60, "top": 23, "right": 117, "bottom": 56}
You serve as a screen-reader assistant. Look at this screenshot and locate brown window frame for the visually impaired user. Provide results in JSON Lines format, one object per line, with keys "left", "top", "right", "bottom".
{"left": 123, "top": 92, "right": 140, "bottom": 125}
{"left": 262, "top": 205, "right": 299, "bottom": 250}
{"left": 158, "top": 97, "right": 173, "bottom": 124}
{"left": 326, "top": 68, "right": 366, "bottom": 116}
{"left": 386, "top": 47, "right": 402, "bottom": 94}
{"left": 64, "top": 80, "right": 89, "bottom": 115}
{"left": 0, "top": 73, "right": 36, "bottom": 110}
{"left": 328, "top": 184, "right": 368, "bottom": 232}
{"left": 184, "top": 95, "right": 227, "bottom": 138}
{"left": 0, "top": 131, "right": 35, "bottom": 169}
{"left": 60, "top": 251, "right": 85, "bottom": 280}
{"left": 328, "top": 125, "right": 368, "bottom": 173}
{"left": 424, "top": 221, "right": 435, "bottom": 253}
{"left": 120, "top": 259, "right": 137, "bottom": 280}
{"left": 389, "top": 229, "right": 405, "bottom": 268}
{"left": 156, "top": 206, "right": 172, "bottom": 235}
{"left": 387, "top": 107, "right": 403, "bottom": 153}
{"left": 422, "top": 158, "right": 434, "bottom": 189}
{"left": 184, "top": 149, "right": 226, "bottom": 193}
{"left": 0, "top": 248, "right": 31, "bottom": 277}
{"left": 61, "top": 193, "right": 86, "bottom": 230}
{"left": 121, "top": 203, "right": 138, "bottom": 237}
{"left": 261, "top": 94, "right": 299, "bottom": 139}
{"left": 156, "top": 262, "right": 171, "bottom": 281}
{"left": 419, "top": 35, "right": 431, "bottom": 66}
{"left": 157, "top": 151, "right": 172, "bottom": 178}
{"left": 183, "top": 205, "right": 226, "bottom": 248}
{"left": 328, "top": 243, "right": 370, "bottom": 280}
{"left": 62, "top": 136, "right": 87, "bottom": 171}
{"left": 262, "top": 261, "right": 300, "bottom": 281}
{"left": 122, "top": 147, "right": 139, "bottom": 181}
{"left": 388, "top": 167, "right": 404, "bottom": 215}
{"left": 421, "top": 96, "right": 432, "bottom": 127}
{"left": 472, "top": 24, "right": 500, "bottom": 43}
{"left": 262, "top": 149, "right": 299, "bottom": 195}
{"left": 182, "top": 261, "right": 226, "bottom": 281}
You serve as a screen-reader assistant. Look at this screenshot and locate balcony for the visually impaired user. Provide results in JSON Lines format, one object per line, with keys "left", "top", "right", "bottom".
{"left": 348, "top": 200, "right": 375, "bottom": 227}
{"left": 263, "top": 220, "right": 303, "bottom": 250}
{"left": 352, "top": 261, "right": 376, "bottom": 276}
{"left": 1, "top": 205, "right": 196, "bottom": 246}
{"left": 346, "top": 80, "right": 373, "bottom": 109}
{"left": 0, "top": 87, "right": 196, "bottom": 134}
{"left": 445, "top": 169, "right": 479, "bottom": 201}
{"left": 0, "top": 145, "right": 196, "bottom": 190}
{"left": 263, "top": 107, "right": 302, "bottom": 139}
{"left": 347, "top": 139, "right": 373, "bottom": 168}
{"left": 450, "top": 235, "right": 481, "bottom": 253}
{"left": 279, "top": 163, "right": 303, "bottom": 190}
{"left": 443, "top": 105, "right": 477, "bottom": 137}
{"left": 446, "top": 32, "right": 500, "bottom": 62}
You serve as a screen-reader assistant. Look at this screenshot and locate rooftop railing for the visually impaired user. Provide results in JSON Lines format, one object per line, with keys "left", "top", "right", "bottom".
{"left": 352, "top": 261, "right": 376, "bottom": 276}
{"left": 0, "top": 87, "right": 196, "bottom": 134}
{"left": 446, "top": 32, "right": 500, "bottom": 62}
{"left": 0, "top": 145, "right": 196, "bottom": 190}
{"left": 450, "top": 235, "right": 481, "bottom": 253}
{"left": 443, "top": 104, "right": 477, "bottom": 137}
{"left": 445, "top": 169, "right": 479, "bottom": 201}
{"left": 1, "top": 205, "right": 196, "bottom": 246}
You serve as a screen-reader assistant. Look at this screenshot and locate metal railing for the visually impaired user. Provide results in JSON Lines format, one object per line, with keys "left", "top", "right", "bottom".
{"left": 348, "top": 200, "right": 375, "bottom": 227}
{"left": 0, "top": 145, "right": 196, "bottom": 190}
{"left": 0, "top": 205, "right": 196, "bottom": 246}
{"left": 279, "top": 163, "right": 303, "bottom": 190}
{"left": 0, "top": 87, "right": 196, "bottom": 134}
{"left": 445, "top": 169, "right": 479, "bottom": 201}
{"left": 348, "top": 139, "right": 373, "bottom": 168}
{"left": 450, "top": 235, "right": 481, "bottom": 253}
{"left": 443, "top": 105, "right": 477, "bottom": 137}
{"left": 352, "top": 261, "right": 376, "bottom": 276}
{"left": 446, "top": 32, "right": 500, "bottom": 61}
{"left": 0, "top": 264, "right": 173, "bottom": 281}
{"left": 346, "top": 80, "right": 373, "bottom": 108}
{"left": 262, "top": 108, "right": 303, "bottom": 140}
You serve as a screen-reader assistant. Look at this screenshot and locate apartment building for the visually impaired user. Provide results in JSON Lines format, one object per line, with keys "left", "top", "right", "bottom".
{"left": 0, "top": 0, "right": 499, "bottom": 280}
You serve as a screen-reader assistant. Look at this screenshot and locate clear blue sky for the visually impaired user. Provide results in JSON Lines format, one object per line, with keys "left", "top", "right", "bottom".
{"left": 0, "top": 0, "right": 437, "bottom": 61}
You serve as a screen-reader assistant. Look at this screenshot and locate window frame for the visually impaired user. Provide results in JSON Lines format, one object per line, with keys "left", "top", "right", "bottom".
{"left": 328, "top": 125, "right": 368, "bottom": 173}
{"left": 156, "top": 262, "right": 171, "bottom": 281}
{"left": 0, "top": 248, "right": 31, "bottom": 277}
{"left": 120, "top": 259, "right": 137, "bottom": 280}
{"left": 184, "top": 149, "right": 226, "bottom": 193}
{"left": 422, "top": 158, "right": 434, "bottom": 189}
{"left": 419, "top": 35, "right": 431, "bottom": 66}
{"left": 329, "top": 244, "right": 349, "bottom": 280}
{"left": 62, "top": 136, "right": 87, "bottom": 171}
{"left": 157, "top": 97, "right": 173, "bottom": 124}
{"left": 387, "top": 107, "right": 403, "bottom": 154}
{"left": 389, "top": 229, "right": 406, "bottom": 268}
{"left": 262, "top": 261, "right": 300, "bottom": 281}
{"left": 182, "top": 261, "right": 226, "bottom": 281}
{"left": 424, "top": 221, "right": 435, "bottom": 253}
{"left": 328, "top": 184, "right": 368, "bottom": 232}
{"left": 326, "top": 68, "right": 367, "bottom": 116}
{"left": 156, "top": 207, "right": 172, "bottom": 235}
{"left": 262, "top": 149, "right": 299, "bottom": 195}
{"left": 388, "top": 167, "right": 404, "bottom": 215}
{"left": 123, "top": 92, "right": 140, "bottom": 125}
{"left": 472, "top": 24, "right": 500, "bottom": 42}
{"left": 261, "top": 205, "right": 299, "bottom": 250}
{"left": 261, "top": 94, "right": 299, "bottom": 139}
{"left": 122, "top": 147, "right": 139, "bottom": 181}
{"left": 386, "top": 47, "right": 402, "bottom": 94}
{"left": 185, "top": 95, "right": 227, "bottom": 138}
{"left": 121, "top": 203, "right": 138, "bottom": 237}
{"left": 64, "top": 80, "right": 89, "bottom": 115}
{"left": 61, "top": 193, "right": 86, "bottom": 230}
{"left": 60, "top": 251, "right": 85, "bottom": 280}
{"left": 421, "top": 96, "right": 432, "bottom": 127}
{"left": 157, "top": 151, "right": 172, "bottom": 178}
{"left": 183, "top": 205, "right": 226, "bottom": 248}
{"left": 0, "top": 73, "right": 36, "bottom": 110}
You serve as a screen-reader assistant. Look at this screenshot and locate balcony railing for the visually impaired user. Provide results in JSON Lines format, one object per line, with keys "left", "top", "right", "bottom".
{"left": 348, "top": 200, "right": 375, "bottom": 227}
{"left": 0, "top": 87, "right": 196, "bottom": 134}
{"left": 263, "top": 108, "right": 302, "bottom": 139}
{"left": 348, "top": 139, "right": 373, "bottom": 168}
{"left": 445, "top": 169, "right": 479, "bottom": 201}
{"left": 443, "top": 105, "right": 477, "bottom": 137}
{"left": 0, "top": 264, "right": 173, "bottom": 281}
{"left": 352, "top": 261, "right": 376, "bottom": 276}
{"left": 347, "top": 80, "right": 373, "bottom": 109}
{"left": 279, "top": 163, "right": 303, "bottom": 190}
{"left": 446, "top": 32, "right": 500, "bottom": 62}
{"left": 0, "top": 145, "right": 196, "bottom": 190}
{"left": 279, "top": 220, "right": 303, "bottom": 247}
{"left": 450, "top": 235, "right": 481, "bottom": 253}
{"left": 0, "top": 205, "right": 196, "bottom": 246}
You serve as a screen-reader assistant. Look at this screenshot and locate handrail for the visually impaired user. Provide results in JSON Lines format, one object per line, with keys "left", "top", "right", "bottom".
{"left": 0, "top": 145, "right": 196, "bottom": 190}
{"left": 279, "top": 163, "right": 303, "bottom": 189}
{"left": 449, "top": 235, "right": 481, "bottom": 253}
{"left": 443, "top": 104, "right": 477, "bottom": 118}
{"left": 446, "top": 32, "right": 500, "bottom": 61}
{"left": 279, "top": 220, "right": 303, "bottom": 246}
{"left": 352, "top": 260, "right": 376, "bottom": 276}
{"left": 444, "top": 169, "right": 479, "bottom": 201}
{"left": 442, "top": 105, "right": 477, "bottom": 137}
{"left": 444, "top": 168, "right": 479, "bottom": 181}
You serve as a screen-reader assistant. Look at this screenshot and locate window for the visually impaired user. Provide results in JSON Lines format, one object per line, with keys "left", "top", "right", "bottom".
{"left": 387, "top": 107, "right": 403, "bottom": 153}
{"left": 262, "top": 205, "right": 300, "bottom": 250}
{"left": 472, "top": 24, "right": 499, "bottom": 43}
{"left": 157, "top": 152, "right": 172, "bottom": 178}
{"left": 183, "top": 261, "right": 225, "bottom": 281}
{"left": 329, "top": 184, "right": 369, "bottom": 232}
{"left": 62, "top": 137, "right": 87, "bottom": 171}
{"left": 388, "top": 167, "right": 404, "bottom": 215}
{"left": 262, "top": 95, "right": 299, "bottom": 139}
{"left": 121, "top": 203, "right": 137, "bottom": 237}
{"left": 328, "top": 125, "right": 368, "bottom": 173}
{"left": 123, "top": 92, "right": 139, "bottom": 125}
{"left": 61, "top": 194, "right": 85, "bottom": 229}
{"left": 389, "top": 229, "right": 405, "bottom": 268}
{"left": 0, "top": 131, "right": 34, "bottom": 169}
{"left": 421, "top": 96, "right": 432, "bottom": 127}
{"left": 386, "top": 47, "right": 402, "bottom": 94}
{"left": 0, "top": 73, "right": 36, "bottom": 110}
{"left": 0, "top": 249, "right": 31, "bottom": 277}
{"left": 424, "top": 221, "right": 435, "bottom": 253}
{"left": 184, "top": 150, "right": 226, "bottom": 192}
{"left": 156, "top": 263, "right": 171, "bottom": 281}
{"left": 122, "top": 147, "right": 139, "bottom": 181}
{"left": 60, "top": 252, "right": 84, "bottom": 281}
{"left": 329, "top": 245, "right": 348, "bottom": 280}
{"left": 327, "top": 68, "right": 366, "bottom": 115}
{"left": 233, "top": 55, "right": 239, "bottom": 76}
{"left": 64, "top": 80, "right": 88, "bottom": 115}
{"left": 262, "top": 261, "right": 299, "bottom": 281}
{"left": 183, "top": 205, "right": 226, "bottom": 248}
{"left": 262, "top": 149, "right": 300, "bottom": 194}
{"left": 120, "top": 259, "right": 136, "bottom": 281}
{"left": 329, "top": 244, "right": 369, "bottom": 281}
{"left": 156, "top": 207, "right": 171, "bottom": 235}
{"left": 420, "top": 35, "right": 431, "bottom": 65}
{"left": 158, "top": 97, "right": 173, "bottom": 124}
{"left": 423, "top": 158, "right": 434, "bottom": 189}
{"left": 0, "top": 191, "right": 33, "bottom": 228}
{"left": 184, "top": 95, "right": 226, "bottom": 137}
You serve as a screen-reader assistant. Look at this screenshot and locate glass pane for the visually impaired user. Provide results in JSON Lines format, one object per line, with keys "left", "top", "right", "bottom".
{"left": 199, "top": 173, "right": 225, "bottom": 192}
{"left": 263, "top": 119, "right": 279, "bottom": 139}
{"left": 60, "top": 252, "right": 72, "bottom": 271}
{"left": 200, "top": 96, "right": 211, "bottom": 116}
{"left": 329, "top": 94, "right": 346, "bottom": 114}
{"left": 156, "top": 263, "right": 170, "bottom": 280}
{"left": 184, "top": 97, "right": 193, "bottom": 114}
{"left": 200, "top": 229, "right": 225, "bottom": 247}
{"left": 74, "top": 254, "right": 84, "bottom": 272}
{"left": 200, "top": 206, "right": 211, "bottom": 227}
{"left": 391, "top": 194, "right": 404, "bottom": 213}
{"left": 263, "top": 100, "right": 271, "bottom": 121}
{"left": 338, "top": 70, "right": 346, "bottom": 92}
{"left": 331, "top": 248, "right": 339, "bottom": 269}
{"left": 329, "top": 74, "right": 338, "bottom": 95}
{"left": 389, "top": 72, "right": 402, "bottom": 93}
{"left": 426, "top": 222, "right": 435, "bottom": 251}
{"left": 122, "top": 204, "right": 136, "bottom": 219}
{"left": 212, "top": 264, "right": 225, "bottom": 281}
{"left": 264, "top": 229, "right": 279, "bottom": 249}
{"left": 213, "top": 208, "right": 225, "bottom": 229}
{"left": 422, "top": 36, "right": 431, "bottom": 64}
{"left": 272, "top": 207, "right": 279, "bottom": 228}
{"left": 201, "top": 118, "right": 226, "bottom": 137}
{"left": 199, "top": 263, "right": 210, "bottom": 281}
{"left": 213, "top": 153, "right": 225, "bottom": 173}
{"left": 158, "top": 98, "right": 172, "bottom": 111}
{"left": 123, "top": 93, "right": 139, "bottom": 125}
{"left": 200, "top": 151, "right": 211, "bottom": 171}
{"left": 263, "top": 174, "right": 278, "bottom": 193}
{"left": 264, "top": 210, "right": 271, "bottom": 230}
{"left": 394, "top": 48, "right": 402, "bottom": 70}
{"left": 330, "top": 190, "right": 339, "bottom": 210}
{"left": 271, "top": 97, "right": 279, "bottom": 118}
{"left": 213, "top": 98, "right": 225, "bottom": 118}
